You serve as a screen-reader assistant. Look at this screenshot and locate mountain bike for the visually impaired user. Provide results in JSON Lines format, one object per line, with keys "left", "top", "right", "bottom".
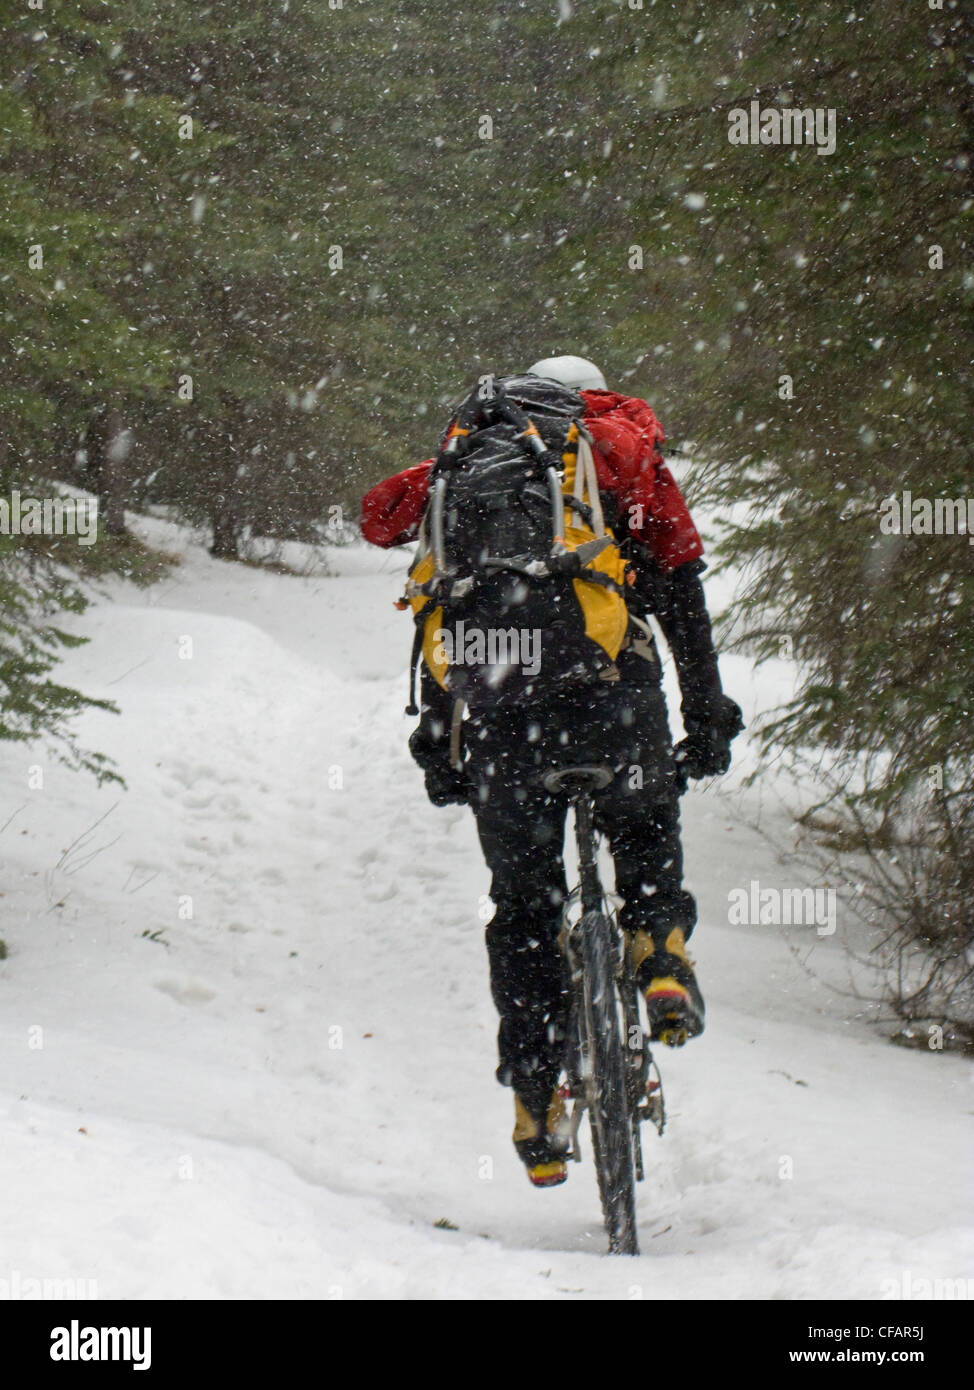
{"left": 543, "top": 764, "right": 666, "bottom": 1257}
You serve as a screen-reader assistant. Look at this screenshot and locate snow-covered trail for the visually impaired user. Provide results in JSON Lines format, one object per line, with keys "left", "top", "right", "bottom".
{"left": 1, "top": 518, "right": 971, "bottom": 1300}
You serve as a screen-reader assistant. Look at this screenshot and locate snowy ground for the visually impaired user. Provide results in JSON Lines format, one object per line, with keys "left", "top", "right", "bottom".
{"left": 1, "top": 512, "right": 971, "bottom": 1300}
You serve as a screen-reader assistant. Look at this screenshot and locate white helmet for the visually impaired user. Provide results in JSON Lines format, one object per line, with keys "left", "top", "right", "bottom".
{"left": 528, "top": 354, "right": 607, "bottom": 392}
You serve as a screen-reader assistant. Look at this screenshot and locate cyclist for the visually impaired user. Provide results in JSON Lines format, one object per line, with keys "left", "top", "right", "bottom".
{"left": 361, "top": 356, "right": 743, "bottom": 1186}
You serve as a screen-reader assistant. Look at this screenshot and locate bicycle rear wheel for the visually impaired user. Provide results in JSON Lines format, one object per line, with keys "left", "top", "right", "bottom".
{"left": 577, "top": 908, "right": 639, "bottom": 1256}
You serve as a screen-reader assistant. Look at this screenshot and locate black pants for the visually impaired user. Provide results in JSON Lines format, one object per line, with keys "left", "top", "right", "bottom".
{"left": 465, "top": 671, "right": 696, "bottom": 1102}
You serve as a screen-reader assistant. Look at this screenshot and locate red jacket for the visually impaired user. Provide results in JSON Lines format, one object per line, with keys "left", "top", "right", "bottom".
{"left": 360, "top": 390, "right": 703, "bottom": 573}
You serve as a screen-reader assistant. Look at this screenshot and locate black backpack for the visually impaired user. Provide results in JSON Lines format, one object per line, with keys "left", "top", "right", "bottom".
{"left": 401, "top": 375, "right": 632, "bottom": 711}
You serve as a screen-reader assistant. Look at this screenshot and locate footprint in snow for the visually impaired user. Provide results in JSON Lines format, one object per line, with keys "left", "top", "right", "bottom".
{"left": 155, "top": 978, "right": 217, "bottom": 1006}
{"left": 254, "top": 866, "right": 286, "bottom": 886}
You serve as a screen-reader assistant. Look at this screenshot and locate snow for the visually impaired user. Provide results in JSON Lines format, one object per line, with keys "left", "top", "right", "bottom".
{"left": 0, "top": 515, "right": 971, "bottom": 1300}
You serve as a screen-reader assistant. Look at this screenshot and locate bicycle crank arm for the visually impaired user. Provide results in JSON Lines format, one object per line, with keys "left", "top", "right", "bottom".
{"left": 568, "top": 1097, "right": 586, "bottom": 1163}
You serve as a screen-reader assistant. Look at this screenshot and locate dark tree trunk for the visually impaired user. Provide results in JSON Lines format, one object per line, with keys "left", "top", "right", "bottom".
{"left": 210, "top": 506, "right": 240, "bottom": 559}
{"left": 209, "top": 427, "right": 240, "bottom": 560}
{"left": 88, "top": 405, "right": 130, "bottom": 537}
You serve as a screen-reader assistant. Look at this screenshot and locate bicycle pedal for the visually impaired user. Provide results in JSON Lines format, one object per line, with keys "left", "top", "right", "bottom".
{"left": 658, "top": 1023, "right": 688, "bottom": 1048}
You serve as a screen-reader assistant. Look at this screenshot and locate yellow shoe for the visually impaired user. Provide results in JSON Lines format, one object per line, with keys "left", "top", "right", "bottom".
{"left": 526, "top": 1160, "right": 568, "bottom": 1188}
{"left": 630, "top": 927, "right": 705, "bottom": 1046}
{"left": 513, "top": 1087, "right": 570, "bottom": 1186}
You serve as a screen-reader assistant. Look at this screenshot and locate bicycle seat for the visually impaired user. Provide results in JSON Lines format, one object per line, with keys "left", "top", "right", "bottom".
{"left": 541, "top": 764, "right": 614, "bottom": 796}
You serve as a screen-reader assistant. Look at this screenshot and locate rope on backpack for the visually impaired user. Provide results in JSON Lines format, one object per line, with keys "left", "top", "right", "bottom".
{"left": 405, "top": 620, "right": 424, "bottom": 715}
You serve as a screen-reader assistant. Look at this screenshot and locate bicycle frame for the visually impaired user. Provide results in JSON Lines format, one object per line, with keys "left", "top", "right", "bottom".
{"left": 564, "top": 798, "right": 666, "bottom": 1153}
{"left": 544, "top": 764, "right": 666, "bottom": 1254}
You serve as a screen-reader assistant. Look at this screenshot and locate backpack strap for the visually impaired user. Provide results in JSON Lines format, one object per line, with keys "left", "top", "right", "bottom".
{"left": 448, "top": 696, "right": 465, "bottom": 771}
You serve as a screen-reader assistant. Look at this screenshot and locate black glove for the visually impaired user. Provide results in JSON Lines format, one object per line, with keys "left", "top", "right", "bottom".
{"left": 408, "top": 724, "right": 469, "bottom": 808}
{"left": 673, "top": 694, "right": 744, "bottom": 793}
